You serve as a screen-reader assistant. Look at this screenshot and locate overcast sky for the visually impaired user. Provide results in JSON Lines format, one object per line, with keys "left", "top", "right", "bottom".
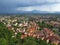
{"left": 0, "top": 0, "right": 60, "bottom": 13}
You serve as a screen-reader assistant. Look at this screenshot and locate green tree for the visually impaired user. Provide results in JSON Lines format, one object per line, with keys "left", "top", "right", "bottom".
{"left": 0, "top": 38, "right": 8, "bottom": 45}
{"left": 21, "top": 36, "right": 37, "bottom": 45}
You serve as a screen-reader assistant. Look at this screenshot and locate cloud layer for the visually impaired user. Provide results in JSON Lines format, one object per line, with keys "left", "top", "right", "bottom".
{"left": 16, "top": 3, "right": 60, "bottom": 12}
{"left": 0, "top": 0, "right": 60, "bottom": 13}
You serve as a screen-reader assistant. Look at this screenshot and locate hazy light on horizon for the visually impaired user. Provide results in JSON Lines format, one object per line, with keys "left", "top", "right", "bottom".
{"left": 16, "top": 3, "right": 60, "bottom": 13}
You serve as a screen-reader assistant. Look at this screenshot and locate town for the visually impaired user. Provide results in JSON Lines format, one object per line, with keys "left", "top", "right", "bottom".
{"left": 0, "top": 15, "right": 60, "bottom": 45}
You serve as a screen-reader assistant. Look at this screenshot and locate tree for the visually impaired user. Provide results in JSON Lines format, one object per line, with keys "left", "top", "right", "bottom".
{"left": 22, "top": 36, "right": 37, "bottom": 45}
{"left": 0, "top": 38, "right": 8, "bottom": 45}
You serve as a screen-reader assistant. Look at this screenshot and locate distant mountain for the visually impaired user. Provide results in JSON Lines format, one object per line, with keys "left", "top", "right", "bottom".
{"left": 17, "top": 10, "right": 60, "bottom": 14}
{"left": 0, "top": 10, "right": 60, "bottom": 15}
{"left": 13, "top": 10, "right": 50, "bottom": 14}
